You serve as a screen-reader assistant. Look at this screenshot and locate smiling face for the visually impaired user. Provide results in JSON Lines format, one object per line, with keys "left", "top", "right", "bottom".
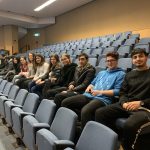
{"left": 61, "top": 55, "right": 70, "bottom": 65}
{"left": 106, "top": 56, "right": 118, "bottom": 70}
{"left": 132, "top": 53, "right": 148, "bottom": 68}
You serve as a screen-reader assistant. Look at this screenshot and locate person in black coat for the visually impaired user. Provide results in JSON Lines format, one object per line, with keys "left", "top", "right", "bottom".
{"left": 54, "top": 53, "right": 96, "bottom": 108}
{"left": 42, "top": 53, "right": 77, "bottom": 99}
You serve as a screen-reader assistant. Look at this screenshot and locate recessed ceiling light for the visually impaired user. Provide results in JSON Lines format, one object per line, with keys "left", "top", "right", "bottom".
{"left": 34, "top": 0, "right": 56, "bottom": 12}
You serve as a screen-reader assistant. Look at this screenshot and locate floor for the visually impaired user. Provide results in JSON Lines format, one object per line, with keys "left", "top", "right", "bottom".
{"left": 0, "top": 119, "right": 25, "bottom": 150}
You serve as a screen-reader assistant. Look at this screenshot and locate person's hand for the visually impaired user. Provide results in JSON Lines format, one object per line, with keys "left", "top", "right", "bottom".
{"left": 61, "top": 91, "right": 67, "bottom": 93}
{"left": 51, "top": 78, "right": 57, "bottom": 82}
{"left": 36, "top": 79, "right": 42, "bottom": 84}
{"left": 85, "top": 86, "right": 93, "bottom": 93}
{"left": 123, "top": 101, "right": 141, "bottom": 111}
{"left": 91, "top": 90, "right": 102, "bottom": 96}
{"left": 68, "top": 85, "right": 74, "bottom": 91}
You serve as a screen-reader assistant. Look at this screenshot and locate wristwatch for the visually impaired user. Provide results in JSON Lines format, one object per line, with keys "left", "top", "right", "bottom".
{"left": 140, "top": 101, "right": 144, "bottom": 106}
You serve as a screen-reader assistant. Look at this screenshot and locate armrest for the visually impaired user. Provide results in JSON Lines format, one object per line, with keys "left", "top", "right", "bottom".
{"left": 0, "top": 94, "right": 8, "bottom": 97}
{"left": 11, "top": 104, "right": 22, "bottom": 108}
{"left": 33, "top": 123, "right": 50, "bottom": 143}
{"left": 5, "top": 98, "right": 14, "bottom": 102}
{"left": 54, "top": 140, "right": 75, "bottom": 150}
{"left": 20, "top": 112, "right": 34, "bottom": 119}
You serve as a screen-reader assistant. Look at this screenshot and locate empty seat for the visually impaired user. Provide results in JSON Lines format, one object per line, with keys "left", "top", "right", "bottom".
{"left": 97, "top": 57, "right": 106, "bottom": 68}
{"left": 112, "top": 40, "right": 124, "bottom": 48}
{"left": 4, "top": 89, "right": 28, "bottom": 126}
{"left": 91, "top": 48, "right": 103, "bottom": 57}
{"left": 63, "top": 121, "right": 118, "bottom": 150}
{"left": 36, "top": 107, "right": 78, "bottom": 150}
{"left": 0, "top": 80, "right": 7, "bottom": 93}
{"left": 88, "top": 58, "right": 97, "bottom": 67}
{"left": 138, "top": 38, "right": 150, "bottom": 45}
{"left": 82, "top": 49, "right": 92, "bottom": 55}
{"left": 118, "top": 58, "right": 132, "bottom": 71}
{"left": 23, "top": 99, "right": 56, "bottom": 150}
{"left": 117, "top": 46, "right": 131, "bottom": 57}
{"left": 11, "top": 93, "right": 39, "bottom": 138}
{"left": 129, "top": 34, "right": 140, "bottom": 40}
{"left": 134, "top": 44, "right": 149, "bottom": 53}
{"left": 0, "top": 82, "right": 13, "bottom": 97}
{"left": 102, "top": 47, "right": 115, "bottom": 55}
{"left": 124, "top": 39, "right": 136, "bottom": 46}
{"left": 0, "top": 85, "right": 19, "bottom": 117}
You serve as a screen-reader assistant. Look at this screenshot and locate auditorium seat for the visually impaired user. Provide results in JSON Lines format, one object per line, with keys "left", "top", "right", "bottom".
{"left": 23, "top": 99, "right": 56, "bottom": 150}
{"left": 4, "top": 89, "right": 28, "bottom": 127}
{"left": 11, "top": 93, "right": 39, "bottom": 138}
{"left": 36, "top": 107, "right": 78, "bottom": 150}
{"left": 63, "top": 121, "right": 118, "bottom": 150}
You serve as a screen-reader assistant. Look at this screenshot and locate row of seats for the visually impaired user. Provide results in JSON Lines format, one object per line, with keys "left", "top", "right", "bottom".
{"left": 0, "top": 79, "right": 118, "bottom": 150}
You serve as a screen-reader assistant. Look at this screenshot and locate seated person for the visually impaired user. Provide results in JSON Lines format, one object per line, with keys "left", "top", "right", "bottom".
{"left": 58, "top": 52, "right": 125, "bottom": 129}
{"left": 54, "top": 53, "right": 96, "bottom": 109}
{"left": 28, "top": 54, "right": 49, "bottom": 92}
{"left": 30, "top": 54, "right": 61, "bottom": 98}
{"left": 95, "top": 48, "right": 150, "bottom": 150}
{"left": 42, "top": 53, "right": 77, "bottom": 99}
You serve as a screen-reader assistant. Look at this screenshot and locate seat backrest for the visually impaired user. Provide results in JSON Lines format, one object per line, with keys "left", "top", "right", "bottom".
{"left": 0, "top": 80, "right": 7, "bottom": 92}
{"left": 7, "top": 85, "right": 19, "bottom": 99}
{"left": 0, "top": 79, "right": 3, "bottom": 84}
{"left": 2, "top": 82, "right": 13, "bottom": 96}
{"left": 23, "top": 93, "right": 39, "bottom": 113}
{"left": 88, "top": 58, "right": 97, "bottom": 67}
{"left": 118, "top": 58, "right": 132, "bottom": 71}
{"left": 98, "top": 57, "right": 106, "bottom": 68}
{"left": 76, "top": 121, "right": 118, "bottom": 150}
{"left": 35, "top": 99, "right": 56, "bottom": 125}
{"left": 14, "top": 89, "right": 28, "bottom": 105}
{"left": 50, "top": 107, "right": 78, "bottom": 141}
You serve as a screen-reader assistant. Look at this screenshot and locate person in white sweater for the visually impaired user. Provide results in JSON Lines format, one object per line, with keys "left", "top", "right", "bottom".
{"left": 28, "top": 54, "right": 49, "bottom": 92}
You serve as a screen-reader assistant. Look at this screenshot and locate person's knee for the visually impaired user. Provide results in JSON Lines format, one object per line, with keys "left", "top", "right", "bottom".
{"left": 95, "top": 107, "right": 106, "bottom": 121}
{"left": 81, "top": 106, "right": 90, "bottom": 117}
{"left": 61, "top": 97, "right": 72, "bottom": 108}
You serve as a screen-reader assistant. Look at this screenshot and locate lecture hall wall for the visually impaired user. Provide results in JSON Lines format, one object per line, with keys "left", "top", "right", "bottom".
{"left": 19, "top": 0, "right": 150, "bottom": 50}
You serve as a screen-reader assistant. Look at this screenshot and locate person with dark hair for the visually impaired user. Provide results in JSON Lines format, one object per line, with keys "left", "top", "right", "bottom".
{"left": 3, "top": 56, "right": 20, "bottom": 81}
{"left": 54, "top": 53, "right": 96, "bottom": 109}
{"left": 0, "top": 54, "right": 6, "bottom": 70}
{"left": 57, "top": 52, "right": 125, "bottom": 128}
{"left": 95, "top": 48, "right": 150, "bottom": 150}
{"left": 15, "top": 53, "right": 36, "bottom": 89}
{"left": 28, "top": 54, "right": 49, "bottom": 92}
{"left": 12, "top": 56, "right": 28, "bottom": 84}
{"left": 42, "top": 53, "right": 77, "bottom": 99}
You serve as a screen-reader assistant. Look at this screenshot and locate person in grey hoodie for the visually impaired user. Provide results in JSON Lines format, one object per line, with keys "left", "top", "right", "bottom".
{"left": 61, "top": 52, "right": 125, "bottom": 128}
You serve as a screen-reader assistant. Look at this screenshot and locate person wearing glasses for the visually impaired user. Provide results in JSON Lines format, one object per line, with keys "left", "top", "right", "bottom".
{"left": 59, "top": 52, "right": 125, "bottom": 129}
{"left": 95, "top": 48, "right": 150, "bottom": 150}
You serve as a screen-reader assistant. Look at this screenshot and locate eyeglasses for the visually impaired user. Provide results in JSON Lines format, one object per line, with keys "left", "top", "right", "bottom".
{"left": 105, "top": 59, "right": 116, "bottom": 63}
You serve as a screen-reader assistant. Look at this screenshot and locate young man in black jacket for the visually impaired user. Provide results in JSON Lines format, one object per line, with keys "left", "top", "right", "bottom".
{"left": 95, "top": 48, "right": 150, "bottom": 150}
{"left": 54, "top": 53, "right": 96, "bottom": 108}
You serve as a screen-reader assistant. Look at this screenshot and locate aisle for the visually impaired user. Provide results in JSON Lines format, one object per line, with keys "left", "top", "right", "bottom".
{"left": 0, "top": 120, "right": 25, "bottom": 150}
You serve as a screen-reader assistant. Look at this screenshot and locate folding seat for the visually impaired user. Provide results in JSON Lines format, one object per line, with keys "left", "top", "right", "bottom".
{"left": 82, "top": 43, "right": 91, "bottom": 49}
{"left": 0, "top": 82, "right": 13, "bottom": 97}
{"left": 101, "top": 41, "right": 112, "bottom": 48}
{"left": 97, "top": 57, "right": 106, "bottom": 68}
{"left": 111, "top": 40, "right": 124, "bottom": 48}
{"left": 91, "top": 41, "right": 101, "bottom": 49}
{"left": 92, "top": 37, "right": 100, "bottom": 43}
{"left": 134, "top": 44, "right": 149, "bottom": 53}
{"left": 124, "top": 38, "right": 136, "bottom": 46}
{"left": 23, "top": 100, "right": 56, "bottom": 150}
{"left": 102, "top": 47, "right": 115, "bottom": 56}
{"left": 82, "top": 49, "right": 92, "bottom": 55}
{"left": 138, "top": 38, "right": 150, "bottom": 45}
{"left": 0, "top": 80, "right": 7, "bottom": 93}
{"left": 0, "top": 78, "right": 3, "bottom": 84}
{"left": 4, "top": 89, "right": 28, "bottom": 127}
{"left": 36, "top": 107, "right": 78, "bottom": 150}
{"left": 0, "top": 85, "right": 19, "bottom": 118}
{"left": 59, "top": 121, "right": 118, "bottom": 150}
{"left": 114, "top": 32, "right": 122, "bottom": 40}
{"left": 11, "top": 93, "right": 39, "bottom": 138}
{"left": 117, "top": 46, "right": 131, "bottom": 58}
{"left": 88, "top": 58, "right": 97, "bottom": 67}
{"left": 91, "top": 48, "right": 103, "bottom": 57}
{"left": 66, "top": 50, "right": 74, "bottom": 56}
{"left": 73, "top": 49, "right": 82, "bottom": 56}
{"left": 129, "top": 34, "right": 140, "bottom": 40}
{"left": 100, "top": 37, "right": 108, "bottom": 43}
{"left": 118, "top": 58, "right": 132, "bottom": 72}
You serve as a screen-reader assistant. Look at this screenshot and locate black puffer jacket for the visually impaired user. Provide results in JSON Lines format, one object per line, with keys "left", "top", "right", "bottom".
{"left": 69, "top": 63, "right": 96, "bottom": 93}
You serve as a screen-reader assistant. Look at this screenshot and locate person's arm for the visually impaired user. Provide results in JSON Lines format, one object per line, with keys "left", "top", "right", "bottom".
{"left": 38, "top": 63, "right": 49, "bottom": 79}
{"left": 74, "top": 68, "right": 96, "bottom": 92}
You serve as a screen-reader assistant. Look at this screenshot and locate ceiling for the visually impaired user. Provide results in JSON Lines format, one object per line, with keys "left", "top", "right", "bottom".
{"left": 0, "top": 0, "right": 93, "bottom": 29}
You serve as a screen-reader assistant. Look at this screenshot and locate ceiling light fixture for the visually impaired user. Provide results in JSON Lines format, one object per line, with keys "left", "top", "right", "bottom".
{"left": 34, "top": 0, "right": 56, "bottom": 12}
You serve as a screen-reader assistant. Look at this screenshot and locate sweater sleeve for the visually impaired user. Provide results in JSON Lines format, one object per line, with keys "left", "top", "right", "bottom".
{"left": 119, "top": 75, "right": 129, "bottom": 106}
{"left": 38, "top": 63, "right": 49, "bottom": 79}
